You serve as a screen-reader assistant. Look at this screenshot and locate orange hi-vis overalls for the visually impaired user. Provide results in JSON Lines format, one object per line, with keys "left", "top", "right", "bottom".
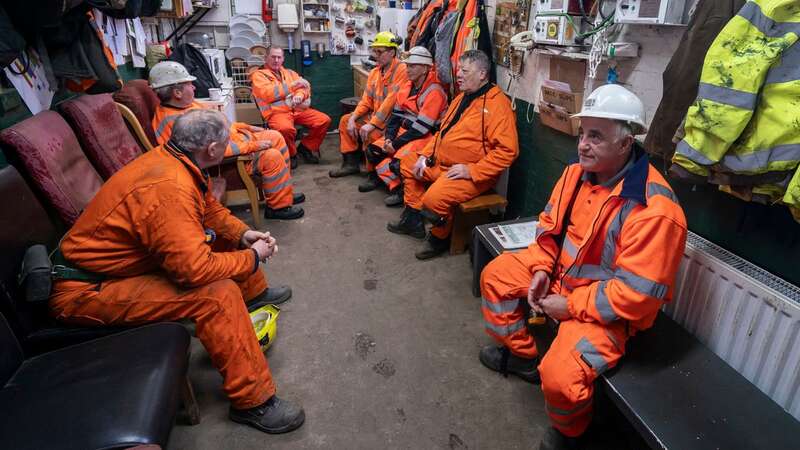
{"left": 374, "top": 70, "right": 449, "bottom": 191}
{"left": 338, "top": 58, "right": 408, "bottom": 157}
{"left": 401, "top": 84, "right": 517, "bottom": 238}
{"left": 152, "top": 101, "right": 295, "bottom": 209}
{"left": 250, "top": 67, "right": 332, "bottom": 156}
{"left": 50, "top": 144, "right": 277, "bottom": 410}
{"left": 480, "top": 148, "right": 687, "bottom": 437}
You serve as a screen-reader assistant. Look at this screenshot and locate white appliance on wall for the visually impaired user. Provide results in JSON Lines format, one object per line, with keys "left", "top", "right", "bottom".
{"left": 614, "top": 0, "right": 687, "bottom": 25}
{"left": 202, "top": 48, "right": 229, "bottom": 84}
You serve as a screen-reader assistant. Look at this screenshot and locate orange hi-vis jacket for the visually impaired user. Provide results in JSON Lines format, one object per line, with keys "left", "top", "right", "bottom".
{"left": 383, "top": 69, "right": 448, "bottom": 151}
{"left": 250, "top": 67, "right": 311, "bottom": 121}
{"left": 59, "top": 144, "right": 257, "bottom": 286}
{"left": 152, "top": 101, "right": 273, "bottom": 158}
{"left": 519, "top": 147, "right": 687, "bottom": 333}
{"left": 420, "top": 84, "right": 517, "bottom": 183}
{"left": 352, "top": 58, "right": 408, "bottom": 130}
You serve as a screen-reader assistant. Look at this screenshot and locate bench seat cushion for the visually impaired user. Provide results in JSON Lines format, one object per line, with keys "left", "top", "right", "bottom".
{"left": 0, "top": 322, "right": 190, "bottom": 450}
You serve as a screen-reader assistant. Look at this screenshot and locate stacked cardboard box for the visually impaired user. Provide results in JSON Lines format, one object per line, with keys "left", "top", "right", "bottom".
{"left": 538, "top": 59, "right": 585, "bottom": 136}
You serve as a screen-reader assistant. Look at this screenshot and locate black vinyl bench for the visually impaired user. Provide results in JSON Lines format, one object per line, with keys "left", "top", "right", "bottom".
{"left": 471, "top": 219, "right": 800, "bottom": 449}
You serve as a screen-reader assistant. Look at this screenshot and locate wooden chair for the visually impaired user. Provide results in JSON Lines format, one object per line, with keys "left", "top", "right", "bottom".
{"left": 449, "top": 169, "right": 510, "bottom": 254}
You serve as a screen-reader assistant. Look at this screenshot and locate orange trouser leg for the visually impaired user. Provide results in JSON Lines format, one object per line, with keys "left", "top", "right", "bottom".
{"left": 294, "top": 108, "right": 331, "bottom": 152}
{"left": 479, "top": 253, "right": 539, "bottom": 358}
{"left": 338, "top": 113, "right": 382, "bottom": 155}
{"left": 375, "top": 157, "right": 401, "bottom": 191}
{"left": 252, "top": 129, "right": 291, "bottom": 169}
{"left": 254, "top": 147, "right": 294, "bottom": 210}
{"left": 399, "top": 152, "right": 435, "bottom": 210}
{"left": 539, "top": 319, "right": 627, "bottom": 437}
{"left": 50, "top": 270, "right": 275, "bottom": 410}
{"left": 267, "top": 113, "right": 298, "bottom": 157}
{"left": 421, "top": 169, "right": 493, "bottom": 239}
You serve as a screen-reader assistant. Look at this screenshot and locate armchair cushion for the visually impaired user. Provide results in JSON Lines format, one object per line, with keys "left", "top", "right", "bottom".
{"left": 112, "top": 79, "right": 160, "bottom": 147}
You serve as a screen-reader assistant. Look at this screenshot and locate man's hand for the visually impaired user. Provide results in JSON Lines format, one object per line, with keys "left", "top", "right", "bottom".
{"left": 540, "top": 294, "right": 571, "bottom": 321}
{"left": 413, "top": 155, "right": 428, "bottom": 180}
{"left": 250, "top": 239, "right": 275, "bottom": 262}
{"left": 359, "top": 123, "right": 376, "bottom": 142}
{"left": 347, "top": 117, "right": 358, "bottom": 139}
{"left": 240, "top": 230, "right": 270, "bottom": 247}
{"left": 384, "top": 140, "right": 395, "bottom": 155}
{"left": 292, "top": 94, "right": 304, "bottom": 106}
{"left": 446, "top": 164, "right": 471, "bottom": 180}
{"left": 526, "top": 270, "right": 550, "bottom": 312}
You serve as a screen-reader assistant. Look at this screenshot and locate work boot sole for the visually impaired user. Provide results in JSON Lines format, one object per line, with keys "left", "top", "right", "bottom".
{"left": 384, "top": 195, "right": 402, "bottom": 207}
{"left": 329, "top": 167, "right": 359, "bottom": 178}
{"left": 386, "top": 222, "right": 425, "bottom": 240}
{"left": 230, "top": 409, "right": 306, "bottom": 434}
{"left": 414, "top": 247, "right": 448, "bottom": 260}
{"left": 479, "top": 347, "right": 541, "bottom": 384}
{"left": 358, "top": 182, "right": 380, "bottom": 192}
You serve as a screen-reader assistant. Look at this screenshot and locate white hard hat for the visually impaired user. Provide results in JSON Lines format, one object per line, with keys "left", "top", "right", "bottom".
{"left": 403, "top": 46, "right": 434, "bottom": 66}
{"left": 149, "top": 61, "right": 197, "bottom": 89}
{"left": 572, "top": 84, "right": 647, "bottom": 134}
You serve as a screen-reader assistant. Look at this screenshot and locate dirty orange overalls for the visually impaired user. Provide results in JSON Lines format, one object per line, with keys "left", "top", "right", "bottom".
{"left": 153, "top": 101, "right": 294, "bottom": 209}
{"left": 373, "top": 70, "right": 448, "bottom": 191}
{"left": 400, "top": 84, "right": 517, "bottom": 239}
{"left": 50, "top": 144, "right": 277, "bottom": 409}
{"left": 480, "top": 151, "right": 687, "bottom": 437}
{"left": 250, "top": 67, "right": 331, "bottom": 157}
{"left": 338, "top": 58, "right": 408, "bottom": 167}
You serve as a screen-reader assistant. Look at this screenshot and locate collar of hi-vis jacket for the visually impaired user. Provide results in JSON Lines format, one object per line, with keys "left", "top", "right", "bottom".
{"left": 164, "top": 141, "right": 210, "bottom": 194}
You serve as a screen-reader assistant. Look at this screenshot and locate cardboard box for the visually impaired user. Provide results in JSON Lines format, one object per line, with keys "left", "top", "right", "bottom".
{"left": 538, "top": 101, "right": 579, "bottom": 136}
{"left": 235, "top": 102, "right": 262, "bottom": 125}
{"left": 540, "top": 85, "right": 583, "bottom": 114}
{"left": 549, "top": 58, "right": 586, "bottom": 93}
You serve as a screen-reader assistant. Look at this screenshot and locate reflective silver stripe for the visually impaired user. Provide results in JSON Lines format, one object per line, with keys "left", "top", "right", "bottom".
{"left": 366, "top": 88, "right": 375, "bottom": 98}
{"left": 229, "top": 141, "right": 242, "bottom": 156}
{"left": 417, "top": 113, "right": 436, "bottom": 126}
{"left": 696, "top": 82, "right": 758, "bottom": 110}
{"left": 576, "top": 337, "right": 609, "bottom": 374}
{"left": 646, "top": 182, "right": 679, "bottom": 205}
{"left": 737, "top": 1, "right": 800, "bottom": 38}
{"left": 594, "top": 280, "right": 618, "bottom": 323}
{"left": 535, "top": 225, "right": 548, "bottom": 237}
{"left": 281, "top": 82, "right": 290, "bottom": 95}
{"left": 721, "top": 143, "right": 800, "bottom": 172}
{"left": 765, "top": 43, "right": 800, "bottom": 84}
{"left": 615, "top": 268, "right": 668, "bottom": 299}
{"left": 600, "top": 199, "right": 638, "bottom": 272}
{"left": 155, "top": 114, "right": 182, "bottom": 138}
{"left": 418, "top": 83, "right": 446, "bottom": 106}
{"left": 545, "top": 397, "right": 592, "bottom": 416}
{"left": 481, "top": 297, "right": 522, "bottom": 314}
{"left": 543, "top": 203, "right": 553, "bottom": 214}
{"left": 375, "top": 110, "right": 387, "bottom": 122}
{"left": 273, "top": 85, "right": 281, "bottom": 101}
{"left": 566, "top": 264, "right": 612, "bottom": 281}
{"left": 392, "top": 106, "right": 404, "bottom": 113}
{"left": 484, "top": 319, "right": 525, "bottom": 337}
{"left": 411, "top": 120, "right": 429, "bottom": 134}
{"left": 382, "top": 86, "right": 388, "bottom": 98}
{"left": 376, "top": 164, "right": 398, "bottom": 180}
{"left": 256, "top": 99, "right": 271, "bottom": 110}
{"left": 270, "top": 98, "right": 289, "bottom": 108}
{"left": 394, "top": 112, "right": 417, "bottom": 122}
{"left": 262, "top": 166, "right": 290, "bottom": 183}
{"left": 676, "top": 140, "right": 715, "bottom": 165}
{"left": 278, "top": 145, "right": 289, "bottom": 158}
{"left": 264, "top": 178, "right": 292, "bottom": 193}
{"left": 562, "top": 235, "right": 578, "bottom": 259}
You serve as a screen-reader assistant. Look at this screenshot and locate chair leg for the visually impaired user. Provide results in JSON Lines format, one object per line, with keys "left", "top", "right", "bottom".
{"left": 450, "top": 209, "right": 492, "bottom": 255}
{"left": 237, "top": 158, "right": 262, "bottom": 229}
{"left": 181, "top": 375, "right": 201, "bottom": 426}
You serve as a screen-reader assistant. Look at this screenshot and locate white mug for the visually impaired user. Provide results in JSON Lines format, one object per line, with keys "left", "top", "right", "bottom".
{"left": 208, "top": 88, "right": 222, "bottom": 101}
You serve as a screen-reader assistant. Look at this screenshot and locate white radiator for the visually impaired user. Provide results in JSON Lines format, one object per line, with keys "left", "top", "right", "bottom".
{"left": 665, "top": 232, "right": 800, "bottom": 420}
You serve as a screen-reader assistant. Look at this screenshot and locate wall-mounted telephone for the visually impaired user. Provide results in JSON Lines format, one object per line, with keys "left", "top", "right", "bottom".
{"left": 509, "top": 31, "right": 535, "bottom": 51}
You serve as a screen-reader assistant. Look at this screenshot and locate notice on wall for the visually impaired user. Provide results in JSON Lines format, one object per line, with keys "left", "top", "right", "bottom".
{"left": 3, "top": 49, "right": 54, "bottom": 115}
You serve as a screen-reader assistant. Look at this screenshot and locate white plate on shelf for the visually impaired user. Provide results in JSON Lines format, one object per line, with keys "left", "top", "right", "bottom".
{"left": 230, "top": 22, "right": 256, "bottom": 35}
{"left": 246, "top": 17, "right": 267, "bottom": 36}
{"left": 246, "top": 55, "right": 265, "bottom": 66}
{"left": 230, "top": 36, "right": 257, "bottom": 48}
{"left": 235, "top": 30, "right": 262, "bottom": 44}
{"left": 229, "top": 14, "right": 250, "bottom": 26}
{"left": 225, "top": 46, "right": 251, "bottom": 61}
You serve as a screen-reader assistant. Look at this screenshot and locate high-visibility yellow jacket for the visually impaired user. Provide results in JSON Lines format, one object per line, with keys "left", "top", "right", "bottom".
{"left": 673, "top": 0, "right": 800, "bottom": 182}
{"left": 352, "top": 58, "right": 408, "bottom": 130}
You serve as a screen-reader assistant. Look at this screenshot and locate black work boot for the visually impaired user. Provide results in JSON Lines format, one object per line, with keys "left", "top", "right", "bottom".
{"left": 358, "top": 172, "right": 381, "bottom": 192}
{"left": 384, "top": 187, "right": 403, "bottom": 207}
{"left": 247, "top": 285, "right": 292, "bottom": 311}
{"left": 479, "top": 345, "right": 540, "bottom": 383}
{"left": 293, "top": 192, "right": 306, "bottom": 205}
{"left": 290, "top": 155, "right": 298, "bottom": 170}
{"left": 297, "top": 144, "right": 320, "bottom": 164}
{"left": 420, "top": 208, "right": 447, "bottom": 227}
{"left": 387, "top": 207, "right": 425, "bottom": 239}
{"left": 229, "top": 395, "right": 305, "bottom": 434}
{"left": 329, "top": 152, "right": 360, "bottom": 177}
{"left": 264, "top": 205, "right": 305, "bottom": 220}
{"left": 415, "top": 234, "right": 450, "bottom": 260}
{"left": 538, "top": 427, "right": 580, "bottom": 450}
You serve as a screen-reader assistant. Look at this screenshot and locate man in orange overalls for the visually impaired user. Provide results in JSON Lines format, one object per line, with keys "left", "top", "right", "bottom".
{"left": 387, "top": 50, "right": 518, "bottom": 259}
{"left": 479, "top": 85, "right": 688, "bottom": 450}
{"left": 250, "top": 46, "right": 331, "bottom": 168}
{"left": 150, "top": 61, "right": 304, "bottom": 220}
{"left": 50, "top": 110, "right": 305, "bottom": 435}
{"left": 330, "top": 31, "right": 408, "bottom": 179}
{"left": 365, "top": 46, "right": 448, "bottom": 206}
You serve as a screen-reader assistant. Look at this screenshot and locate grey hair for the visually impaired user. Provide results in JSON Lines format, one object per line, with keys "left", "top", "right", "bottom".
{"left": 616, "top": 121, "right": 634, "bottom": 141}
{"left": 154, "top": 85, "right": 179, "bottom": 102}
{"left": 459, "top": 50, "right": 490, "bottom": 77}
{"left": 266, "top": 45, "right": 284, "bottom": 55}
{"left": 171, "top": 110, "right": 229, "bottom": 151}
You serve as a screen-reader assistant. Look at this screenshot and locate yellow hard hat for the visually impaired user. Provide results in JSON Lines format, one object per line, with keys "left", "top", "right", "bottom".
{"left": 370, "top": 31, "right": 401, "bottom": 49}
{"left": 250, "top": 304, "right": 280, "bottom": 351}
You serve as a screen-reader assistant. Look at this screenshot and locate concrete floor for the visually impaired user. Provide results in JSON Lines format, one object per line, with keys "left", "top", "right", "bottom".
{"left": 167, "top": 135, "right": 549, "bottom": 449}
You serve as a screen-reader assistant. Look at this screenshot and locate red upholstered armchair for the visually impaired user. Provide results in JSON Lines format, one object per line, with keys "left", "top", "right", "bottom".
{"left": 0, "top": 111, "right": 103, "bottom": 226}
{"left": 112, "top": 79, "right": 160, "bottom": 150}
{"left": 60, "top": 93, "right": 142, "bottom": 180}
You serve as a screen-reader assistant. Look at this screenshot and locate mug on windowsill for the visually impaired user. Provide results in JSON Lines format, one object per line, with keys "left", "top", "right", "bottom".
{"left": 208, "top": 88, "right": 222, "bottom": 101}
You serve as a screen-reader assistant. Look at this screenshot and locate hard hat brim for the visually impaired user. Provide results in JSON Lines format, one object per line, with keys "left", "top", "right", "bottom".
{"left": 571, "top": 110, "right": 648, "bottom": 135}
{"left": 149, "top": 75, "right": 197, "bottom": 89}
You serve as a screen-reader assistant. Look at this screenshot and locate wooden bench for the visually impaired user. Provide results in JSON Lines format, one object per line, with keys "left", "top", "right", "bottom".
{"left": 471, "top": 219, "right": 800, "bottom": 448}
{"left": 450, "top": 193, "right": 508, "bottom": 255}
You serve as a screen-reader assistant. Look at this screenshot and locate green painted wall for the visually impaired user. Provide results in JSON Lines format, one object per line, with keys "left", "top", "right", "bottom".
{"left": 507, "top": 99, "right": 800, "bottom": 286}
{"left": 283, "top": 52, "right": 353, "bottom": 130}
